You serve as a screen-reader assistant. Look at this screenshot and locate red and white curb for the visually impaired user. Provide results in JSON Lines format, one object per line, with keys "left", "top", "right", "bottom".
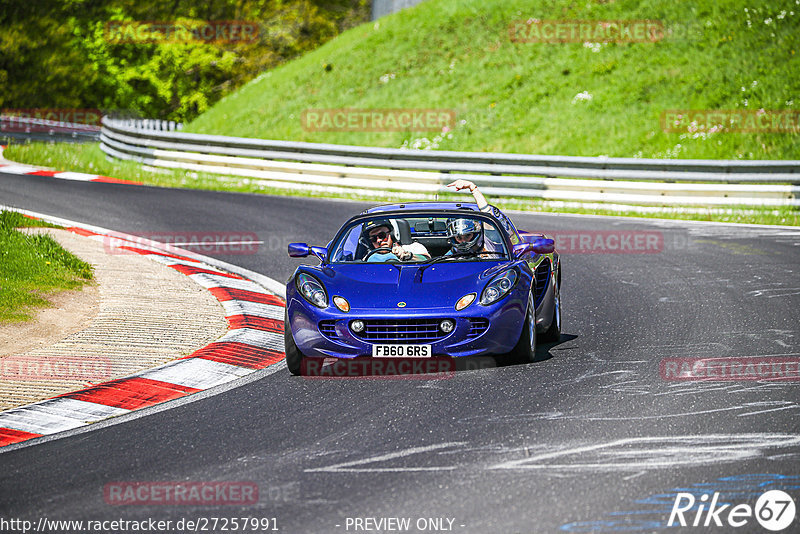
{"left": 0, "top": 209, "right": 286, "bottom": 448}
{"left": 0, "top": 145, "right": 140, "bottom": 185}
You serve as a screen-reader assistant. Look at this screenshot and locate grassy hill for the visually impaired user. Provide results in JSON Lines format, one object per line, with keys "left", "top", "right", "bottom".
{"left": 186, "top": 0, "right": 799, "bottom": 160}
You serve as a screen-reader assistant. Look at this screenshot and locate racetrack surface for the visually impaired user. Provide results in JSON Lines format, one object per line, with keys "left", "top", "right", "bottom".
{"left": 1, "top": 172, "right": 799, "bottom": 533}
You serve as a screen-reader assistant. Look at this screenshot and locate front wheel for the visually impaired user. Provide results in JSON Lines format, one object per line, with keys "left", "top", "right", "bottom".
{"left": 284, "top": 311, "right": 305, "bottom": 376}
{"left": 509, "top": 292, "right": 537, "bottom": 364}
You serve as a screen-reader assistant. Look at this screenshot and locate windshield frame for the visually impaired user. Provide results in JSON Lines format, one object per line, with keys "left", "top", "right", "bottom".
{"left": 325, "top": 208, "right": 514, "bottom": 265}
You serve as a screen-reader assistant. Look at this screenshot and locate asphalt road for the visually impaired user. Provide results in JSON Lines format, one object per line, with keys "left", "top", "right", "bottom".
{"left": 1, "top": 173, "right": 799, "bottom": 533}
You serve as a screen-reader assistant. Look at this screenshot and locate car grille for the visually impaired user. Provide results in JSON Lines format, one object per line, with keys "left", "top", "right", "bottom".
{"left": 319, "top": 320, "right": 339, "bottom": 340}
{"left": 466, "top": 318, "right": 489, "bottom": 339}
{"left": 320, "top": 318, "right": 490, "bottom": 344}
{"left": 354, "top": 319, "right": 448, "bottom": 343}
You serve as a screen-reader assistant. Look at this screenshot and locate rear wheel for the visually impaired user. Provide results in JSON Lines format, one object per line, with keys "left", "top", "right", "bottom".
{"left": 509, "top": 291, "right": 537, "bottom": 364}
{"left": 284, "top": 311, "right": 305, "bottom": 376}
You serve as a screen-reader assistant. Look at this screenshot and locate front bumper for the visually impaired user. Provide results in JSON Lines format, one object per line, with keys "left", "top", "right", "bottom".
{"left": 287, "top": 295, "right": 526, "bottom": 359}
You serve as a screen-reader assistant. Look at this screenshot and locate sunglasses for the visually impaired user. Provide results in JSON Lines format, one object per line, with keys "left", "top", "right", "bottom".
{"left": 369, "top": 230, "right": 391, "bottom": 243}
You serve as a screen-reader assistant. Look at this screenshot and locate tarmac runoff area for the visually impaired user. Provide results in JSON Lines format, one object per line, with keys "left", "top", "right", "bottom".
{"left": 0, "top": 228, "right": 229, "bottom": 411}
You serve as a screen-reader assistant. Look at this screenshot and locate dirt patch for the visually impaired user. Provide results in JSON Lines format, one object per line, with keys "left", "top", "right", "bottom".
{"left": 0, "top": 283, "right": 100, "bottom": 357}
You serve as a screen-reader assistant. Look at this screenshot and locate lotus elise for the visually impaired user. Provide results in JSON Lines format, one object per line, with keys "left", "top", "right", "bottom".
{"left": 284, "top": 202, "right": 560, "bottom": 375}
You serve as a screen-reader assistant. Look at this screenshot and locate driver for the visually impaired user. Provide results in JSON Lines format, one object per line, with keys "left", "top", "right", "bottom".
{"left": 361, "top": 219, "right": 430, "bottom": 262}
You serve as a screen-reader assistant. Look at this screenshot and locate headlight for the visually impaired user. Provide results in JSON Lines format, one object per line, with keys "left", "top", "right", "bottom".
{"left": 296, "top": 273, "right": 328, "bottom": 308}
{"left": 479, "top": 269, "right": 518, "bottom": 306}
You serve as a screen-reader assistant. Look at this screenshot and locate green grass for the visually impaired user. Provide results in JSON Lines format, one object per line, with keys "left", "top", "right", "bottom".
{"left": 6, "top": 0, "right": 798, "bottom": 226}
{"left": 185, "top": 0, "right": 800, "bottom": 160}
{"left": 5, "top": 142, "right": 798, "bottom": 226}
{"left": 0, "top": 210, "right": 94, "bottom": 323}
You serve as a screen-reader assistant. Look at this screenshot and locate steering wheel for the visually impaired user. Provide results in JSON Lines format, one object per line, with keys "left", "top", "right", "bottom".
{"left": 364, "top": 247, "right": 397, "bottom": 261}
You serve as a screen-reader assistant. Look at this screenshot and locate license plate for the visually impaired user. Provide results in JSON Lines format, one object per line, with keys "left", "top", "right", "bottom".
{"left": 372, "top": 344, "right": 432, "bottom": 358}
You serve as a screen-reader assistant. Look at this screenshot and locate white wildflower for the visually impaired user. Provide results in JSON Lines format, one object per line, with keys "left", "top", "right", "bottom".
{"left": 572, "top": 90, "right": 593, "bottom": 104}
{"left": 583, "top": 42, "right": 602, "bottom": 53}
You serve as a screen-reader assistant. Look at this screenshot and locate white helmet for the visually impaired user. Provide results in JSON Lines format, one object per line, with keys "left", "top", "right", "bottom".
{"left": 447, "top": 218, "right": 483, "bottom": 254}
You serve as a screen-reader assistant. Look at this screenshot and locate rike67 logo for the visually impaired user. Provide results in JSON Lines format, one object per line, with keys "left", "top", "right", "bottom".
{"left": 669, "top": 490, "right": 796, "bottom": 531}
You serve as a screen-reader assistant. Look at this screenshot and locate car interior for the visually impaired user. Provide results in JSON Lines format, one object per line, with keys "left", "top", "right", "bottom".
{"left": 334, "top": 216, "right": 505, "bottom": 262}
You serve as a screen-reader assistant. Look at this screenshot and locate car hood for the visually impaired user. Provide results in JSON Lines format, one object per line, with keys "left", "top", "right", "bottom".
{"left": 310, "top": 261, "right": 510, "bottom": 310}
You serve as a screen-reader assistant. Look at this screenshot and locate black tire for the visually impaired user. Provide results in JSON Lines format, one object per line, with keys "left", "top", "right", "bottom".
{"left": 540, "top": 277, "right": 561, "bottom": 343}
{"left": 284, "top": 311, "right": 305, "bottom": 376}
{"left": 509, "top": 292, "right": 537, "bottom": 364}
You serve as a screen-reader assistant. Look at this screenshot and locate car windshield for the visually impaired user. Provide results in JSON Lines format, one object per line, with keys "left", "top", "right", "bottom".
{"left": 327, "top": 212, "right": 509, "bottom": 264}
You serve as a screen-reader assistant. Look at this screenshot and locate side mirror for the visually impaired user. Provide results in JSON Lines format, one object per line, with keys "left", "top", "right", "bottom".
{"left": 288, "top": 243, "right": 328, "bottom": 262}
{"left": 531, "top": 238, "right": 555, "bottom": 255}
{"left": 288, "top": 243, "right": 310, "bottom": 258}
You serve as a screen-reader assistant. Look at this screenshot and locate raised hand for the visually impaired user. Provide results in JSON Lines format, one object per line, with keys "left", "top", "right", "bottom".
{"left": 446, "top": 179, "right": 476, "bottom": 192}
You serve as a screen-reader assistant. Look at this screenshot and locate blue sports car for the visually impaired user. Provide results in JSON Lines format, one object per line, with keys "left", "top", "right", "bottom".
{"left": 284, "top": 202, "right": 561, "bottom": 375}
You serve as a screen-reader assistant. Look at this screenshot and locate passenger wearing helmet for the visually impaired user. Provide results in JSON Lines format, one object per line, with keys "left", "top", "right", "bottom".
{"left": 361, "top": 219, "right": 430, "bottom": 262}
{"left": 445, "top": 179, "right": 501, "bottom": 257}
{"left": 446, "top": 218, "right": 484, "bottom": 255}
{"left": 445, "top": 217, "right": 498, "bottom": 258}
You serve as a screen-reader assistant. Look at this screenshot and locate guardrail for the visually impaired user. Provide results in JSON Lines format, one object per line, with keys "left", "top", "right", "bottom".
{"left": 100, "top": 117, "right": 800, "bottom": 207}
{"left": 1, "top": 115, "right": 100, "bottom": 143}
